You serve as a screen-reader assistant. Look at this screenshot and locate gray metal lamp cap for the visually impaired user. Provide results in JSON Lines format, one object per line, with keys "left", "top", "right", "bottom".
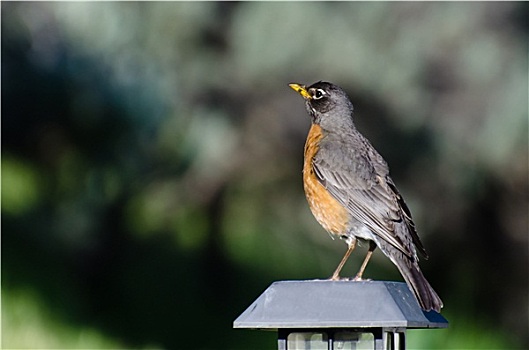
{"left": 233, "top": 280, "right": 448, "bottom": 329}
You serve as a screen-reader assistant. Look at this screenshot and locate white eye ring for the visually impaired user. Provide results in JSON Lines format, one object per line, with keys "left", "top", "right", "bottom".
{"left": 312, "top": 88, "right": 326, "bottom": 100}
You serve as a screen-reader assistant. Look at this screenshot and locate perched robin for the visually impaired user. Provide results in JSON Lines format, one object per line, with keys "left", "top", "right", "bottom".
{"left": 289, "top": 81, "right": 443, "bottom": 312}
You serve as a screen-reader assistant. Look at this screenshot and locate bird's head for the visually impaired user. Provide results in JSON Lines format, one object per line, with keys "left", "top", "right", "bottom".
{"left": 289, "top": 81, "right": 355, "bottom": 131}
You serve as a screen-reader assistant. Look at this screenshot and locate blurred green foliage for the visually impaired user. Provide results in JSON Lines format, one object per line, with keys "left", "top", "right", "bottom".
{"left": 3, "top": 289, "right": 131, "bottom": 349}
{"left": 2, "top": 2, "right": 528, "bottom": 349}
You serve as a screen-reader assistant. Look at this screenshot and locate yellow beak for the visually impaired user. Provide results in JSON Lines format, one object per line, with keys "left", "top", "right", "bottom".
{"left": 289, "top": 83, "right": 312, "bottom": 99}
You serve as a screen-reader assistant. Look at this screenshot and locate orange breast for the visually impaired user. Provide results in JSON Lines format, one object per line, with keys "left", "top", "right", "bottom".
{"left": 303, "top": 124, "right": 349, "bottom": 236}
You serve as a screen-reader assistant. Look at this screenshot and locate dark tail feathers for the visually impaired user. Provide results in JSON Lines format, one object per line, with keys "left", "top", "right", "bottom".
{"left": 396, "top": 260, "right": 443, "bottom": 312}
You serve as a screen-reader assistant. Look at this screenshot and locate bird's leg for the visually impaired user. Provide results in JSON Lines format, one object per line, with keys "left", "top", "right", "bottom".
{"left": 353, "top": 241, "right": 377, "bottom": 281}
{"left": 330, "top": 238, "right": 356, "bottom": 280}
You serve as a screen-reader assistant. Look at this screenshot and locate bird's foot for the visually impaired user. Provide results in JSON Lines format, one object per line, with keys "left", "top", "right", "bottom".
{"left": 351, "top": 275, "right": 372, "bottom": 282}
{"left": 328, "top": 275, "right": 349, "bottom": 281}
{"left": 327, "top": 275, "right": 371, "bottom": 282}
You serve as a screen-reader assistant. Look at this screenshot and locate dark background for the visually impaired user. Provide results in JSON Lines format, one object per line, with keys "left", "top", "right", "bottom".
{"left": 2, "top": 2, "right": 528, "bottom": 349}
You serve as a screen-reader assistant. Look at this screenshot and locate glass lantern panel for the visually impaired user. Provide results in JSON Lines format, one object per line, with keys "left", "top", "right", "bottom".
{"left": 334, "top": 331, "right": 374, "bottom": 350}
{"left": 287, "top": 332, "right": 329, "bottom": 350}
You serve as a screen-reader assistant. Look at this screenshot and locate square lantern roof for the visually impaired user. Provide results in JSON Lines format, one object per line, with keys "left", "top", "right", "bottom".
{"left": 233, "top": 280, "right": 448, "bottom": 330}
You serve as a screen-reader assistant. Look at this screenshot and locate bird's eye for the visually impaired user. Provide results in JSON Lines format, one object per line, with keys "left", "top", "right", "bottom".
{"left": 312, "top": 89, "right": 326, "bottom": 100}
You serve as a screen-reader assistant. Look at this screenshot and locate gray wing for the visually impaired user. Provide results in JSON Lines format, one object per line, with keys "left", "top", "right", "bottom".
{"left": 313, "top": 135, "right": 427, "bottom": 259}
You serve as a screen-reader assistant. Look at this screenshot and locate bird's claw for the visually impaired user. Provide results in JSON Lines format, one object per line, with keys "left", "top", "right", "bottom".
{"left": 328, "top": 275, "right": 372, "bottom": 282}
{"left": 352, "top": 275, "right": 371, "bottom": 281}
{"left": 328, "top": 275, "right": 348, "bottom": 281}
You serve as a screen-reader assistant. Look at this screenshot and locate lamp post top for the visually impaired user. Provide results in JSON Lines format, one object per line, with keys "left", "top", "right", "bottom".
{"left": 234, "top": 280, "right": 448, "bottom": 330}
